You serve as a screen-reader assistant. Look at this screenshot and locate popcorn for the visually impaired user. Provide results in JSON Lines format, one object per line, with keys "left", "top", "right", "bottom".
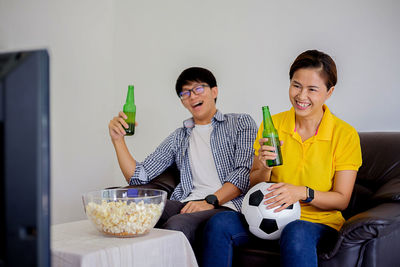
{"left": 85, "top": 200, "right": 164, "bottom": 237}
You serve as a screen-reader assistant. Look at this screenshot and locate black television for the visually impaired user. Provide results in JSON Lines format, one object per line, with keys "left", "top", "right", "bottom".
{"left": 0, "top": 50, "right": 50, "bottom": 267}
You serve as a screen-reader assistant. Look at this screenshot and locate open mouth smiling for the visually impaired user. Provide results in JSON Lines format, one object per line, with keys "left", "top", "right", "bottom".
{"left": 191, "top": 101, "right": 203, "bottom": 108}
{"left": 296, "top": 101, "right": 311, "bottom": 109}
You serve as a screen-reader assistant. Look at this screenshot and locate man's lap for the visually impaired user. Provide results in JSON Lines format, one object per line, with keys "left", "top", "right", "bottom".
{"left": 156, "top": 199, "right": 232, "bottom": 245}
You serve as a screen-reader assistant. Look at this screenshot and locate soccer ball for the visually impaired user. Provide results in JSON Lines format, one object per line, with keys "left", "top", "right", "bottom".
{"left": 241, "top": 182, "right": 301, "bottom": 240}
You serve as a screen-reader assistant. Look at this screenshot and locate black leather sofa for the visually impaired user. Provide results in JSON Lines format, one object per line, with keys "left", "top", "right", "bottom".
{"left": 123, "top": 132, "right": 400, "bottom": 267}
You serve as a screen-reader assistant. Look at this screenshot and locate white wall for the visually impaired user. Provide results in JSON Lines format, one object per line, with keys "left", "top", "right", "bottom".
{"left": 1, "top": 0, "right": 399, "bottom": 224}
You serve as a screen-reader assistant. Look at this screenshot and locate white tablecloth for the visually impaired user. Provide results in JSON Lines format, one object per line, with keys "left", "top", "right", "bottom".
{"left": 51, "top": 220, "right": 198, "bottom": 267}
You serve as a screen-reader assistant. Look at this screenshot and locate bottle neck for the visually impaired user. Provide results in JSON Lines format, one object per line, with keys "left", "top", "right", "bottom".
{"left": 126, "top": 85, "right": 135, "bottom": 104}
{"left": 262, "top": 106, "right": 275, "bottom": 132}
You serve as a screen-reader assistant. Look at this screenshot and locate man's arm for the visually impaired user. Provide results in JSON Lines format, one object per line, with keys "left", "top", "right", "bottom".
{"left": 112, "top": 138, "right": 137, "bottom": 182}
{"left": 180, "top": 182, "right": 241, "bottom": 213}
{"left": 223, "top": 114, "right": 258, "bottom": 195}
{"left": 214, "top": 182, "right": 242, "bottom": 204}
{"left": 109, "top": 111, "right": 137, "bottom": 182}
{"left": 109, "top": 111, "right": 176, "bottom": 185}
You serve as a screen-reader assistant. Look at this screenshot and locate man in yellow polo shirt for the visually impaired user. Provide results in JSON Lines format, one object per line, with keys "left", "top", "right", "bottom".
{"left": 202, "top": 50, "right": 362, "bottom": 267}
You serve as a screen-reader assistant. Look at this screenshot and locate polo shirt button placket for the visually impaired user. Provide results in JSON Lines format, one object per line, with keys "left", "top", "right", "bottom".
{"left": 303, "top": 142, "right": 307, "bottom": 156}
{"left": 304, "top": 143, "right": 310, "bottom": 152}
{"left": 300, "top": 143, "right": 306, "bottom": 169}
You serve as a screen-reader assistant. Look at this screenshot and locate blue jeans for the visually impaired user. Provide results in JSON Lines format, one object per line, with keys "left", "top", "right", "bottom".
{"left": 202, "top": 211, "right": 337, "bottom": 267}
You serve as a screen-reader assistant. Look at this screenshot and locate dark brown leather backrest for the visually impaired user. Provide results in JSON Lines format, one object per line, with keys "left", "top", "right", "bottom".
{"left": 357, "top": 132, "right": 400, "bottom": 188}
{"left": 343, "top": 132, "right": 400, "bottom": 219}
{"left": 125, "top": 163, "right": 180, "bottom": 198}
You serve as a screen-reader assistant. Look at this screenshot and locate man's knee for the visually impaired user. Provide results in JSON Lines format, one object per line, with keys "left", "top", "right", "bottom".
{"left": 162, "top": 213, "right": 198, "bottom": 243}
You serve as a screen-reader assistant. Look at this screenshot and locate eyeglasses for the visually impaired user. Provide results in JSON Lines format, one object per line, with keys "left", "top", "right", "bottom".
{"left": 179, "top": 84, "right": 209, "bottom": 100}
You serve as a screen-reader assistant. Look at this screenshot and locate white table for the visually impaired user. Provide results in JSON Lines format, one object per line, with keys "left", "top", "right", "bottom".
{"left": 51, "top": 220, "right": 198, "bottom": 267}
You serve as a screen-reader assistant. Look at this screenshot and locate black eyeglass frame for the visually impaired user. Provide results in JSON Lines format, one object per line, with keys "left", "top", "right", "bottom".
{"left": 179, "top": 84, "right": 210, "bottom": 100}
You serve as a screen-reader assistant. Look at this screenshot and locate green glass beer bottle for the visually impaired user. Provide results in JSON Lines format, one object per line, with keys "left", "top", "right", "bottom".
{"left": 123, "top": 85, "right": 136, "bottom": 136}
{"left": 262, "top": 106, "right": 283, "bottom": 167}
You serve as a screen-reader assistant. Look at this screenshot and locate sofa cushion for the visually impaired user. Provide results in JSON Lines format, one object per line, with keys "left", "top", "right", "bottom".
{"left": 342, "top": 183, "right": 374, "bottom": 219}
{"left": 372, "top": 177, "right": 400, "bottom": 202}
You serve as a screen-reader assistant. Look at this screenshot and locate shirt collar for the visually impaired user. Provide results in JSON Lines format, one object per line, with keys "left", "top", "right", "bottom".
{"left": 281, "top": 107, "right": 296, "bottom": 135}
{"left": 281, "top": 104, "right": 334, "bottom": 140}
{"left": 183, "top": 109, "right": 224, "bottom": 129}
{"left": 316, "top": 105, "right": 334, "bottom": 140}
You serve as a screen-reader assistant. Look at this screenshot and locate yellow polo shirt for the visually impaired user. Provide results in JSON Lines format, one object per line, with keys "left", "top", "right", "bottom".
{"left": 254, "top": 105, "right": 362, "bottom": 230}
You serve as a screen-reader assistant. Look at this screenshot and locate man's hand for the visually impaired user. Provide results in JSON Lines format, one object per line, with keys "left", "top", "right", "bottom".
{"left": 180, "top": 200, "right": 214, "bottom": 214}
{"left": 109, "top": 111, "right": 138, "bottom": 142}
{"left": 109, "top": 111, "right": 128, "bottom": 141}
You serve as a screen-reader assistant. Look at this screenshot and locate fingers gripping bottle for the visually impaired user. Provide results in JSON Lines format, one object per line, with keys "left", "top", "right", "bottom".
{"left": 123, "top": 85, "right": 136, "bottom": 136}
{"left": 262, "top": 106, "right": 283, "bottom": 167}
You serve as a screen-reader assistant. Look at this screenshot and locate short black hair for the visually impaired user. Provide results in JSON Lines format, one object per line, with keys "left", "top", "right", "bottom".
{"left": 175, "top": 67, "right": 217, "bottom": 96}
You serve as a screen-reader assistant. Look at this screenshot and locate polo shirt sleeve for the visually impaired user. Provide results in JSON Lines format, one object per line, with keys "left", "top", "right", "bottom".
{"left": 335, "top": 128, "right": 362, "bottom": 171}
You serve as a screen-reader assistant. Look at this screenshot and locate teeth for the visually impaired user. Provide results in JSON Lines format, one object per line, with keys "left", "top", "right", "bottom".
{"left": 297, "top": 102, "right": 310, "bottom": 108}
{"left": 193, "top": 101, "right": 203, "bottom": 107}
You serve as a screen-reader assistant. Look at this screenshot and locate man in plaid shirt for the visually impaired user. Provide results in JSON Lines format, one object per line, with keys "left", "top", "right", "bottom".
{"left": 109, "top": 67, "right": 257, "bottom": 250}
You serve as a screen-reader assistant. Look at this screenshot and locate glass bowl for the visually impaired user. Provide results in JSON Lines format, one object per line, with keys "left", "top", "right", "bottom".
{"left": 82, "top": 188, "right": 167, "bottom": 237}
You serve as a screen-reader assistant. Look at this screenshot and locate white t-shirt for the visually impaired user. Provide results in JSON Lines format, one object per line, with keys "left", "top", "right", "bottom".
{"left": 182, "top": 123, "right": 236, "bottom": 211}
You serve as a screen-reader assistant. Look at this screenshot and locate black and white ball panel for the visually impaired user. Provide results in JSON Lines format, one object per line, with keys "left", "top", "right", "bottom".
{"left": 241, "top": 182, "right": 301, "bottom": 240}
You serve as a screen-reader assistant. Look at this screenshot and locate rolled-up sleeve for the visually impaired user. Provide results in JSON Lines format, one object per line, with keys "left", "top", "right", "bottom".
{"left": 224, "top": 114, "right": 258, "bottom": 193}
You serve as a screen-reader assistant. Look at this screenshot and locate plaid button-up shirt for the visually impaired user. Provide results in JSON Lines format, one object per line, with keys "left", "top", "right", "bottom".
{"left": 130, "top": 110, "right": 257, "bottom": 211}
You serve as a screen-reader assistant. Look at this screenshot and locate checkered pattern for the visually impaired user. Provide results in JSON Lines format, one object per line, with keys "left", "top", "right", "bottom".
{"left": 130, "top": 110, "right": 257, "bottom": 211}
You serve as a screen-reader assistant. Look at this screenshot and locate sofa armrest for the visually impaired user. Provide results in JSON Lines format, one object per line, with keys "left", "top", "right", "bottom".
{"left": 320, "top": 202, "right": 400, "bottom": 260}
